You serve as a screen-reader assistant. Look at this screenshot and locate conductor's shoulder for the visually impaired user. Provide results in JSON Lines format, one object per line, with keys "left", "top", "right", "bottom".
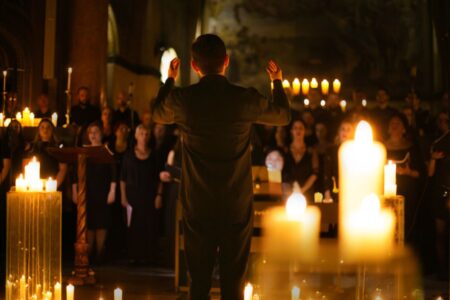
{"left": 228, "top": 82, "right": 261, "bottom": 97}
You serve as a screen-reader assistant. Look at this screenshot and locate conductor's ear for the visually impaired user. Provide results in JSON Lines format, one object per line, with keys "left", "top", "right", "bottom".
{"left": 191, "top": 60, "right": 201, "bottom": 74}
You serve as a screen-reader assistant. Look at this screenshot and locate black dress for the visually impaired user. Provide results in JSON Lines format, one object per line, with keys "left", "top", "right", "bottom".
{"left": 85, "top": 161, "right": 116, "bottom": 230}
{"left": 282, "top": 150, "right": 317, "bottom": 202}
{"left": 120, "top": 149, "right": 160, "bottom": 261}
{"left": 386, "top": 144, "right": 425, "bottom": 243}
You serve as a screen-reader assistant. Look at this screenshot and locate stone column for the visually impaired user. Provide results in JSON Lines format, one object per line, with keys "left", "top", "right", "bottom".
{"left": 67, "top": 0, "right": 108, "bottom": 106}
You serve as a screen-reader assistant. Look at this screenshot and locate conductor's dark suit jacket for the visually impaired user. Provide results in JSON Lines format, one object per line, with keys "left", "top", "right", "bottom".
{"left": 153, "top": 75, "right": 290, "bottom": 224}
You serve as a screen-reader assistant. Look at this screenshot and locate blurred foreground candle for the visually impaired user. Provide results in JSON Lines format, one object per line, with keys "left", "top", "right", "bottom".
{"left": 384, "top": 161, "right": 397, "bottom": 197}
{"left": 301, "top": 79, "right": 309, "bottom": 95}
{"left": 362, "top": 99, "right": 367, "bottom": 107}
{"left": 343, "top": 194, "right": 395, "bottom": 261}
{"left": 15, "top": 174, "right": 26, "bottom": 191}
{"left": 310, "top": 77, "right": 318, "bottom": 88}
{"left": 291, "top": 286, "right": 300, "bottom": 300}
{"left": 333, "top": 79, "right": 341, "bottom": 94}
{"left": 244, "top": 283, "right": 253, "bottom": 300}
{"left": 339, "top": 121, "right": 386, "bottom": 253}
{"left": 16, "top": 112, "right": 22, "bottom": 123}
{"left": 52, "top": 112, "right": 58, "bottom": 127}
{"left": 264, "top": 183, "right": 320, "bottom": 261}
{"left": 114, "top": 288, "right": 123, "bottom": 300}
{"left": 0, "top": 112, "right": 3, "bottom": 126}
{"left": 66, "top": 284, "right": 74, "bottom": 300}
{"left": 321, "top": 79, "right": 329, "bottom": 95}
{"left": 292, "top": 78, "right": 300, "bottom": 95}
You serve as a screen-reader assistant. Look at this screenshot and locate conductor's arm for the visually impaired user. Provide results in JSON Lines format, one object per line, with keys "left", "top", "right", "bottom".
{"left": 255, "top": 60, "right": 290, "bottom": 126}
{"left": 152, "top": 58, "right": 180, "bottom": 124}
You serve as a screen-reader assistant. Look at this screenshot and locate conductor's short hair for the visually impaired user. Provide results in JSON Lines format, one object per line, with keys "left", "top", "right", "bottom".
{"left": 191, "top": 34, "right": 227, "bottom": 75}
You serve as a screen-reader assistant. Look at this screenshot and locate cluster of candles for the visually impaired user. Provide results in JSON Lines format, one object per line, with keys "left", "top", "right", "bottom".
{"left": 244, "top": 282, "right": 301, "bottom": 300}
{"left": 66, "top": 285, "right": 123, "bottom": 300}
{"left": 0, "top": 108, "right": 58, "bottom": 127}
{"left": 278, "top": 78, "right": 341, "bottom": 95}
{"left": 15, "top": 157, "right": 57, "bottom": 192}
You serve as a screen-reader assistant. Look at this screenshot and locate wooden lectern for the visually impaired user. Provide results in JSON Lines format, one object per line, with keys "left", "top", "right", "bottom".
{"left": 48, "top": 146, "right": 115, "bottom": 285}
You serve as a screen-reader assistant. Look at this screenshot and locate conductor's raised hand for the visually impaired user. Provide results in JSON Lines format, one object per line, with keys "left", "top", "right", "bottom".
{"left": 168, "top": 58, "right": 180, "bottom": 80}
{"left": 266, "top": 60, "right": 283, "bottom": 82}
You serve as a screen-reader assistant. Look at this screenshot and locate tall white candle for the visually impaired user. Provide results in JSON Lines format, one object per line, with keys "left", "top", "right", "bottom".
{"left": 114, "top": 288, "right": 123, "bottom": 300}
{"left": 52, "top": 112, "right": 58, "bottom": 127}
{"left": 301, "top": 79, "right": 309, "bottom": 95}
{"left": 46, "top": 177, "right": 57, "bottom": 192}
{"left": 384, "top": 160, "right": 397, "bottom": 197}
{"left": 339, "top": 121, "right": 386, "bottom": 256}
{"left": 333, "top": 79, "right": 341, "bottom": 94}
{"left": 30, "top": 112, "right": 35, "bottom": 127}
{"left": 292, "top": 78, "right": 300, "bottom": 95}
{"left": 66, "top": 284, "right": 74, "bottom": 300}
{"left": 321, "top": 79, "right": 329, "bottom": 95}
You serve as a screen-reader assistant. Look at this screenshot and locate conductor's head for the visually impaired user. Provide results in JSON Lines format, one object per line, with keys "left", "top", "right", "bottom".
{"left": 191, "top": 34, "right": 229, "bottom": 76}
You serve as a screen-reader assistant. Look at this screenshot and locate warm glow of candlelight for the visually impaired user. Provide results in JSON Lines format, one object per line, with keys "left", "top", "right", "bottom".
{"left": 321, "top": 79, "right": 329, "bottom": 95}
{"left": 244, "top": 283, "right": 253, "bottom": 300}
{"left": 29, "top": 112, "right": 35, "bottom": 126}
{"left": 16, "top": 112, "right": 22, "bottom": 121}
{"left": 362, "top": 99, "right": 367, "bottom": 107}
{"left": 354, "top": 121, "right": 373, "bottom": 143}
{"left": 303, "top": 98, "right": 310, "bottom": 107}
{"left": 114, "top": 288, "right": 123, "bottom": 300}
{"left": 340, "top": 99, "right": 347, "bottom": 112}
{"left": 320, "top": 99, "right": 326, "bottom": 107}
{"left": 292, "top": 78, "right": 300, "bottom": 95}
{"left": 333, "top": 79, "right": 341, "bottom": 93}
{"left": 45, "top": 177, "right": 57, "bottom": 192}
{"left": 301, "top": 79, "right": 309, "bottom": 95}
{"left": 282, "top": 79, "right": 291, "bottom": 89}
{"left": 285, "top": 183, "right": 306, "bottom": 220}
{"left": 310, "top": 77, "right": 318, "bottom": 88}
{"left": 66, "top": 284, "right": 74, "bottom": 300}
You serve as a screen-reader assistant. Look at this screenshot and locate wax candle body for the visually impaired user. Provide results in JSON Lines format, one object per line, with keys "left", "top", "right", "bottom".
{"left": 384, "top": 161, "right": 397, "bottom": 197}
{"left": 244, "top": 283, "right": 253, "bottom": 300}
{"left": 321, "top": 79, "right": 329, "bottom": 95}
{"left": 46, "top": 177, "right": 57, "bottom": 192}
{"left": 66, "top": 284, "right": 74, "bottom": 300}
{"left": 310, "top": 77, "right": 318, "bottom": 88}
{"left": 301, "top": 79, "right": 309, "bottom": 95}
{"left": 114, "top": 288, "right": 123, "bottom": 300}
{"left": 54, "top": 282, "right": 61, "bottom": 300}
{"left": 333, "top": 79, "right": 341, "bottom": 93}
{"left": 292, "top": 78, "right": 300, "bottom": 95}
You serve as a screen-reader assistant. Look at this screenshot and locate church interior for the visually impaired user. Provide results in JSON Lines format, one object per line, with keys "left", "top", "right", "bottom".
{"left": 0, "top": 0, "right": 449, "bottom": 299}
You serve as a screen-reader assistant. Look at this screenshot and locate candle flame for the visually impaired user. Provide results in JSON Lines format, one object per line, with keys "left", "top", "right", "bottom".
{"left": 320, "top": 100, "right": 326, "bottom": 107}
{"left": 304, "top": 99, "right": 310, "bottom": 106}
{"left": 282, "top": 79, "right": 291, "bottom": 89}
{"left": 354, "top": 121, "right": 373, "bottom": 143}
{"left": 310, "top": 77, "right": 318, "bottom": 88}
{"left": 244, "top": 283, "right": 253, "bottom": 300}
{"left": 68, "top": 67, "right": 73, "bottom": 74}
{"left": 286, "top": 183, "right": 307, "bottom": 220}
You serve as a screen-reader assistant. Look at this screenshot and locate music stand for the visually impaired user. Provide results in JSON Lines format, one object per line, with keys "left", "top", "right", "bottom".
{"left": 48, "top": 146, "right": 115, "bottom": 285}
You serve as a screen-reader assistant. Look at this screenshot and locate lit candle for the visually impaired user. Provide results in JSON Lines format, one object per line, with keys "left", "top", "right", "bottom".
{"left": 292, "top": 78, "right": 300, "bottom": 95}
{"left": 67, "top": 67, "right": 72, "bottom": 92}
{"left": 384, "top": 161, "right": 397, "bottom": 197}
{"left": 16, "top": 112, "right": 22, "bottom": 123}
{"left": 46, "top": 177, "right": 57, "bottom": 192}
{"left": 270, "top": 81, "right": 274, "bottom": 90}
{"left": 244, "top": 283, "right": 253, "bottom": 300}
{"left": 23, "top": 107, "right": 31, "bottom": 126}
{"left": 333, "top": 79, "right": 341, "bottom": 94}
{"left": 51, "top": 112, "right": 58, "bottom": 127}
{"left": 282, "top": 79, "right": 291, "bottom": 90}
{"left": 15, "top": 173, "right": 27, "bottom": 191}
{"left": 44, "top": 291, "right": 52, "bottom": 300}
{"left": 2, "top": 70, "right": 6, "bottom": 92}
{"left": 321, "top": 79, "right": 329, "bottom": 95}
{"left": 114, "top": 288, "right": 123, "bottom": 300}
{"left": 66, "top": 284, "right": 74, "bottom": 300}
{"left": 362, "top": 99, "right": 367, "bottom": 107}
{"left": 301, "top": 79, "right": 309, "bottom": 95}
{"left": 30, "top": 112, "right": 35, "bottom": 126}
{"left": 310, "top": 77, "right": 318, "bottom": 88}
{"left": 4, "top": 118, "right": 11, "bottom": 127}
{"left": 0, "top": 112, "right": 4, "bottom": 126}
{"left": 303, "top": 98, "right": 310, "bottom": 107}
{"left": 20, "top": 275, "right": 26, "bottom": 300}
{"left": 343, "top": 194, "right": 395, "bottom": 261}
{"left": 291, "top": 286, "right": 300, "bottom": 300}
{"left": 339, "top": 99, "right": 347, "bottom": 112}
{"left": 339, "top": 121, "right": 386, "bottom": 254}
{"left": 54, "top": 282, "right": 61, "bottom": 300}
{"left": 264, "top": 183, "right": 321, "bottom": 261}
{"left": 320, "top": 99, "right": 326, "bottom": 107}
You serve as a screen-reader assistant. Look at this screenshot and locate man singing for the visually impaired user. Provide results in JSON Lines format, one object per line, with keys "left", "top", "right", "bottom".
{"left": 152, "top": 34, "right": 290, "bottom": 300}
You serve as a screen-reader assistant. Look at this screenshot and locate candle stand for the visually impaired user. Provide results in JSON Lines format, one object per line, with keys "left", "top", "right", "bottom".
{"left": 6, "top": 191, "right": 62, "bottom": 299}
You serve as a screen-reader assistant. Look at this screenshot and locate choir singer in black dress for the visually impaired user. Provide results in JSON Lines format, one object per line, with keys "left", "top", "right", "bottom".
{"left": 152, "top": 34, "right": 290, "bottom": 300}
